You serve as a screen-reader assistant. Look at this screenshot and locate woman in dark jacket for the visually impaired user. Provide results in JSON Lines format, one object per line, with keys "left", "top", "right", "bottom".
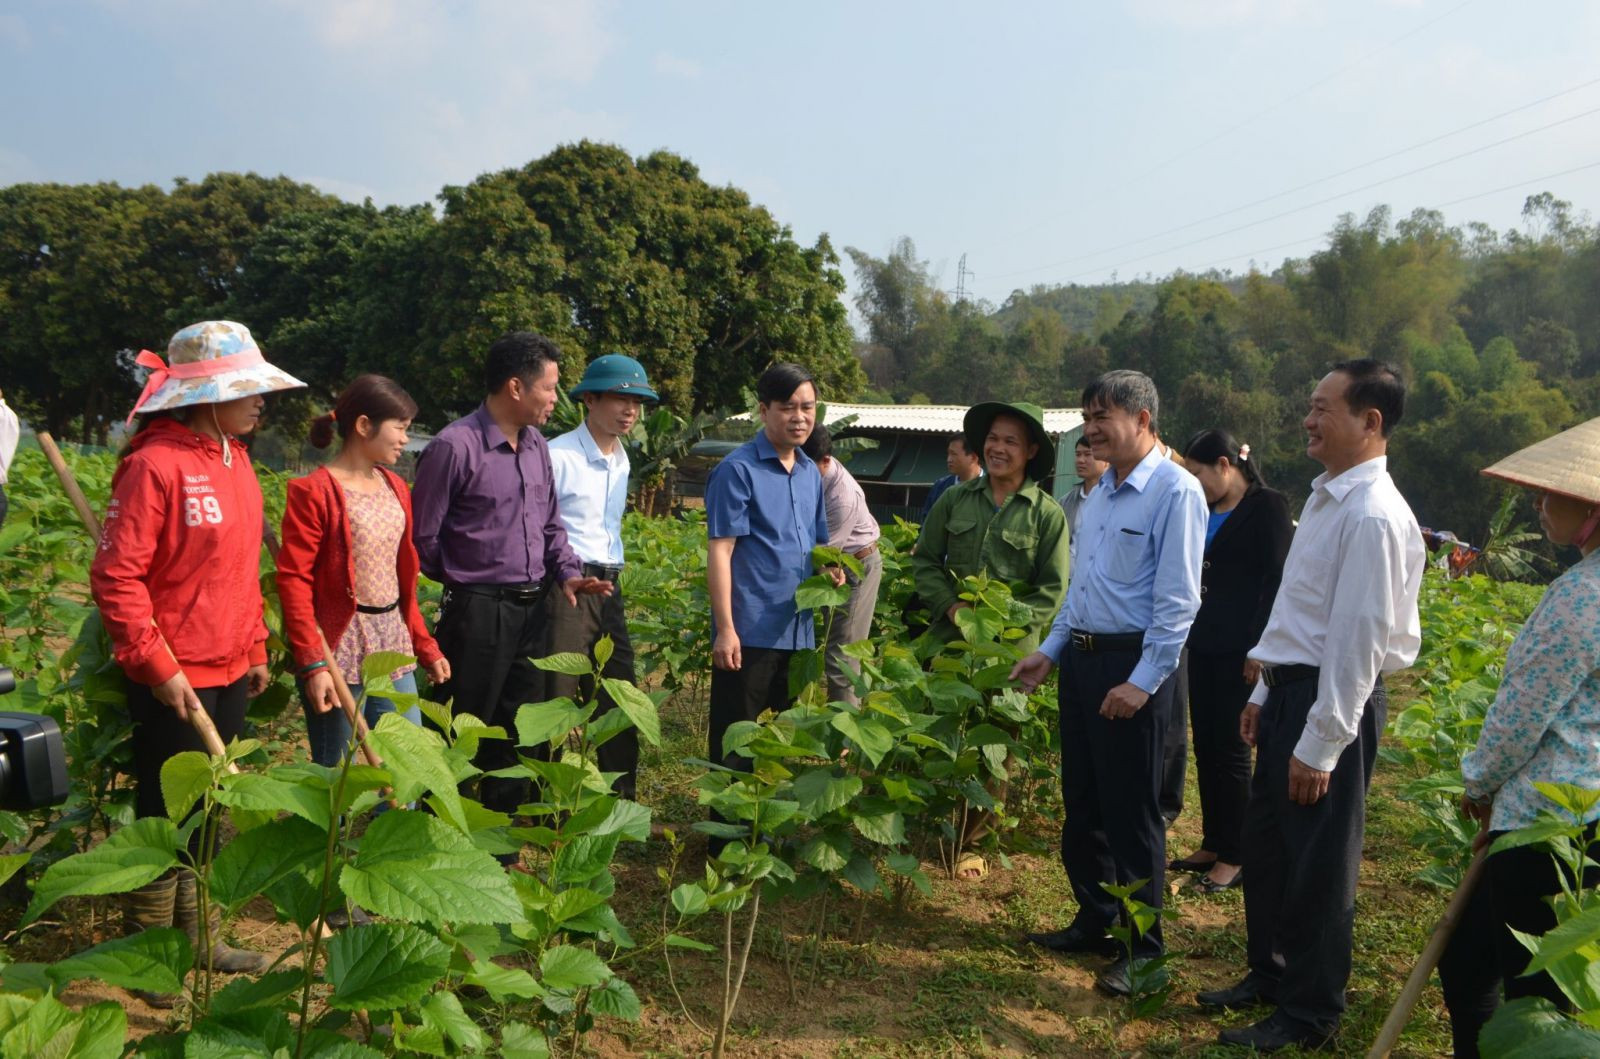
{"left": 1168, "top": 428, "right": 1293, "bottom": 891}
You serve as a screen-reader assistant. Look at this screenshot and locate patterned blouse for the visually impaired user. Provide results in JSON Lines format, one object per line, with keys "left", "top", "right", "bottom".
{"left": 1461, "top": 549, "right": 1600, "bottom": 830}
{"left": 332, "top": 483, "right": 416, "bottom": 684}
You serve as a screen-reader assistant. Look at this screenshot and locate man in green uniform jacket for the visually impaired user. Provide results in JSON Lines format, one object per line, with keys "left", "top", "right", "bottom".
{"left": 911, "top": 401, "right": 1069, "bottom": 881}
{"left": 913, "top": 401, "right": 1069, "bottom": 655}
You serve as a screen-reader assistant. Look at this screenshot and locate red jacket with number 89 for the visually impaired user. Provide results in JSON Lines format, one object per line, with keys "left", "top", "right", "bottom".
{"left": 90, "top": 418, "right": 270, "bottom": 688}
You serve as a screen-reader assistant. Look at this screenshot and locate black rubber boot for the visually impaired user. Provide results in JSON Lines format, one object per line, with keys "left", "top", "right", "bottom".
{"left": 174, "top": 873, "right": 270, "bottom": 974}
{"left": 122, "top": 872, "right": 180, "bottom": 1007}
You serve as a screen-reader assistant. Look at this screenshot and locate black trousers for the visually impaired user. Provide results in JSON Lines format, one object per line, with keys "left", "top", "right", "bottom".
{"left": 707, "top": 647, "right": 792, "bottom": 772}
{"left": 537, "top": 587, "right": 639, "bottom": 798}
{"left": 128, "top": 674, "right": 251, "bottom": 855}
{"left": 1158, "top": 648, "right": 1190, "bottom": 823}
{"left": 1243, "top": 676, "right": 1385, "bottom": 1034}
{"left": 1058, "top": 644, "right": 1172, "bottom": 958}
{"left": 1188, "top": 650, "right": 1253, "bottom": 863}
{"left": 707, "top": 647, "right": 792, "bottom": 855}
{"left": 0, "top": 483, "right": 8, "bottom": 526}
{"left": 433, "top": 585, "right": 550, "bottom": 816}
{"left": 1437, "top": 825, "right": 1600, "bottom": 1059}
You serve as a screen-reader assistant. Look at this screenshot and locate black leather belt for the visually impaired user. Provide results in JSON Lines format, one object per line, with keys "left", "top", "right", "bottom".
{"left": 355, "top": 599, "right": 399, "bottom": 614}
{"left": 582, "top": 562, "right": 624, "bottom": 583}
{"left": 1069, "top": 629, "right": 1144, "bottom": 653}
{"left": 1261, "top": 663, "right": 1320, "bottom": 688}
{"left": 446, "top": 581, "right": 549, "bottom": 604}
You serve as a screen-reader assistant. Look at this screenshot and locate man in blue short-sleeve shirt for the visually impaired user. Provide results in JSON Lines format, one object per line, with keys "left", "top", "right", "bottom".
{"left": 704, "top": 363, "right": 840, "bottom": 786}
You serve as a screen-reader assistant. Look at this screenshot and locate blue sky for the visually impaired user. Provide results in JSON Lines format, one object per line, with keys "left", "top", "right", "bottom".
{"left": 4, "top": 1, "right": 1599, "bottom": 309}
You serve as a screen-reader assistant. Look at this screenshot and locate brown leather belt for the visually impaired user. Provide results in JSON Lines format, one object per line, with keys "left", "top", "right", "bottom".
{"left": 851, "top": 542, "right": 878, "bottom": 560}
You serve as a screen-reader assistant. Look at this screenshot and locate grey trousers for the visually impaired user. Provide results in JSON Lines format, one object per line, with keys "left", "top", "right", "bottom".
{"left": 1243, "top": 675, "right": 1386, "bottom": 1034}
{"left": 823, "top": 550, "right": 882, "bottom": 705}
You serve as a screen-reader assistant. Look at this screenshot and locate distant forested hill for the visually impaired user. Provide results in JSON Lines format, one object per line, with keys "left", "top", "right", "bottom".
{"left": 847, "top": 195, "right": 1600, "bottom": 547}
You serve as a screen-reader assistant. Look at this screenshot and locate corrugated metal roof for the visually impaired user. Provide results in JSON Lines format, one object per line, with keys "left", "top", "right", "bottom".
{"left": 731, "top": 402, "right": 1084, "bottom": 435}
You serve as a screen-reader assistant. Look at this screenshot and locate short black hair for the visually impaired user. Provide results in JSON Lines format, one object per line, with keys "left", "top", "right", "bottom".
{"left": 485, "top": 332, "right": 562, "bottom": 396}
{"left": 801, "top": 423, "right": 832, "bottom": 462}
{"left": 948, "top": 433, "right": 974, "bottom": 455}
{"left": 757, "top": 362, "right": 816, "bottom": 405}
{"left": 1074, "top": 435, "right": 1092, "bottom": 451}
{"left": 1082, "top": 369, "right": 1159, "bottom": 431}
{"left": 1330, "top": 358, "right": 1405, "bottom": 437}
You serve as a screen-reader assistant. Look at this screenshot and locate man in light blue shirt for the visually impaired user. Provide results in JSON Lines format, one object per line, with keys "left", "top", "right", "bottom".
{"left": 543, "top": 353, "right": 658, "bottom": 799}
{"left": 1012, "top": 370, "right": 1206, "bottom": 996}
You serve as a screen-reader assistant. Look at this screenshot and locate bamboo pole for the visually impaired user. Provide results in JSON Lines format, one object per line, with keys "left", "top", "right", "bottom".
{"left": 37, "top": 431, "right": 237, "bottom": 767}
{"left": 1366, "top": 843, "right": 1490, "bottom": 1058}
{"left": 36, "top": 431, "right": 102, "bottom": 539}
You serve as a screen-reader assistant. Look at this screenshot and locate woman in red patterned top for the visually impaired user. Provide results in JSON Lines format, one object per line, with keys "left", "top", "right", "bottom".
{"left": 276, "top": 374, "right": 450, "bottom": 766}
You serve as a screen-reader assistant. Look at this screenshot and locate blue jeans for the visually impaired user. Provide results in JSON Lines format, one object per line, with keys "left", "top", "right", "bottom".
{"left": 302, "top": 670, "right": 420, "bottom": 768}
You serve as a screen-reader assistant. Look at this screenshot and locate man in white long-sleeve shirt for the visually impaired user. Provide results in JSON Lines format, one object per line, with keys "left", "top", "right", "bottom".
{"left": 0, "top": 390, "right": 18, "bottom": 526}
{"left": 1201, "top": 359, "right": 1423, "bottom": 1053}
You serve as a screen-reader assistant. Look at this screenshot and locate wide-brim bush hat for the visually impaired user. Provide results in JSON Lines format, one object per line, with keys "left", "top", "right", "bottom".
{"left": 569, "top": 353, "right": 659, "bottom": 402}
{"left": 964, "top": 401, "right": 1054, "bottom": 483}
{"left": 1481, "top": 415, "right": 1600, "bottom": 506}
{"left": 127, "top": 320, "right": 306, "bottom": 423}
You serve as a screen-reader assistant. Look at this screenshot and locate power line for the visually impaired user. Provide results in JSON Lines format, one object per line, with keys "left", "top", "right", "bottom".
{"left": 998, "top": 104, "right": 1600, "bottom": 286}
{"left": 975, "top": 0, "right": 1482, "bottom": 257}
{"left": 1120, "top": 0, "right": 1480, "bottom": 187}
{"left": 984, "top": 74, "right": 1600, "bottom": 281}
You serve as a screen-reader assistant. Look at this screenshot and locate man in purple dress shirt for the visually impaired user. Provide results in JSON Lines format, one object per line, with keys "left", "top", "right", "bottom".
{"left": 412, "top": 332, "right": 612, "bottom": 829}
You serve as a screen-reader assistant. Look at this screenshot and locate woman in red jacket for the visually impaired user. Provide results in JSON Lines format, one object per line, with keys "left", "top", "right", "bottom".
{"left": 92, "top": 319, "right": 305, "bottom": 983}
{"left": 276, "top": 374, "right": 449, "bottom": 766}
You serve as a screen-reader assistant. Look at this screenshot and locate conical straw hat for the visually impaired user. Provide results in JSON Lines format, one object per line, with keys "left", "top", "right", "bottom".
{"left": 1481, "top": 415, "right": 1600, "bottom": 506}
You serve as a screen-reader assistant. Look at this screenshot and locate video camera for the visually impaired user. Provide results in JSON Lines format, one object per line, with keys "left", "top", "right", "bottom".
{"left": 0, "top": 666, "right": 70, "bottom": 811}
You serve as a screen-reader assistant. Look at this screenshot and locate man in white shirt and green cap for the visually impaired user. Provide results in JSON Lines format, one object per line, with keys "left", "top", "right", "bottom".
{"left": 542, "top": 353, "right": 658, "bottom": 799}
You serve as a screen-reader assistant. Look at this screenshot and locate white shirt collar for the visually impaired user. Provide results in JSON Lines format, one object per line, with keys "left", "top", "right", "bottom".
{"left": 1311, "top": 454, "right": 1387, "bottom": 502}
{"left": 574, "top": 421, "right": 624, "bottom": 466}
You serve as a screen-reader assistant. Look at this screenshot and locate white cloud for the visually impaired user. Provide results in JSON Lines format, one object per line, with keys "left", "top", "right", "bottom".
{"left": 268, "top": 0, "right": 613, "bottom": 81}
{"left": 653, "top": 50, "right": 702, "bottom": 79}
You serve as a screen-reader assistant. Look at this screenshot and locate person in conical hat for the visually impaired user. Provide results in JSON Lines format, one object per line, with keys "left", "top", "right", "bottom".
{"left": 91, "top": 320, "right": 305, "bottom": 993}
{"left": 1440, "top": 416, "right": 1600, "bottom": 1053}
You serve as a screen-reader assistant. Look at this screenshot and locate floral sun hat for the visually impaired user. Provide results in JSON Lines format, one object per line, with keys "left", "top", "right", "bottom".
{"left": 126, "top": 320, "right": 306, "bottom": 424}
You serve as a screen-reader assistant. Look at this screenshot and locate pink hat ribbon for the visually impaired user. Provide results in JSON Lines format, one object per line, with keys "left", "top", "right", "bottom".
{"left": 127, "top": 347, "right": 267, "bottom": 424}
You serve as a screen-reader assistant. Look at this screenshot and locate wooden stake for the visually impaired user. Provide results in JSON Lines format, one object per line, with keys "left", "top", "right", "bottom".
{"left": 261, "top": 523, "right": 384, "bottom": 771}
{"left": 1366, "top": 844, "right": 1489, "bottom": 1058}
{"left": 36, "top": 431, "right": 102, "bottom": 539}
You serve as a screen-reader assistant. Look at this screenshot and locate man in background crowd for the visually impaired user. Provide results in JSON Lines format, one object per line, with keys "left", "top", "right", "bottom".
{"left": 1060, "top": 435, "right": 1108, "bottom": 570}
{"left": 802, "top": 423, "right": 882, "bottom": 706}
{"left": 0, "top": 389, "right": 17, "bottom": 526}
{"left": 920, "top": 434, "right": 982, "bottom": 523}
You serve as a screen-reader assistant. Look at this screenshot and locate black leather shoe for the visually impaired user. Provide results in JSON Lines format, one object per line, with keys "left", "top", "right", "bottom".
{"left": 1168, "top": 853, "right": 1217, "bottom": 872}
{"left": 1193, "top": 868, "right": 1244, "bottom": 894}
{"left": 1022, "top": 923, "right": 1118, "bottom": 955}
{"left": 1095, "top": 957, "right": 1132, "bottom": 997}
{"left": 1196, "top": 972, "right": 1277, "bottom": 1010}
{"left": 1218, "top": 1011, "right": 1333, "bottom": 1051}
